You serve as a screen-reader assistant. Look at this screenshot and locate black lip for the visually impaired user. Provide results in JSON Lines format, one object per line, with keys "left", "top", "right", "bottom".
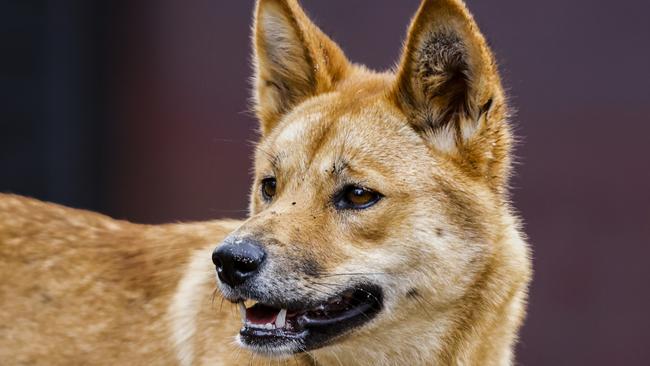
{"left": 239, "top": 284, "right": 383, "bottom": 354}
{"left": 298, "top": 297, "right": 379, "bottom": 327}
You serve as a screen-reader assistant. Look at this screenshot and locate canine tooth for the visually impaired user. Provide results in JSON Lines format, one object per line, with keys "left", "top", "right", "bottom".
{"left": 238, "top": 302, "right": 246, "bottom": 324}
{"left": 276, "top": 308, "right": 287, "bottom": 328}
{"left": 244, "top": 299, "right": 256, "bottom": 307}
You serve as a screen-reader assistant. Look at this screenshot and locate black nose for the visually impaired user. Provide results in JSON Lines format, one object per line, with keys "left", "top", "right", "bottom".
{"left": 212, "top": 238, "right": 266, "bottom": 287}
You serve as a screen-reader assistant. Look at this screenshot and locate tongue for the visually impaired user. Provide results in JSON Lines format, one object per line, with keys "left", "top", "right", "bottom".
{"left": 246, "top": 303, "right": 279, "bottom": 325}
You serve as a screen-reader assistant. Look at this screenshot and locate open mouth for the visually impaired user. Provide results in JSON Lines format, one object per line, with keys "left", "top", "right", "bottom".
{"left": 236, "top": 284, "right": 383, "bottom": 354}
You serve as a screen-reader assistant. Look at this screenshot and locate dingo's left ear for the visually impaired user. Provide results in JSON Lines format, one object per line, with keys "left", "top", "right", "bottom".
{"left": 253, "top": 0, "right": 350, "bottom": 135}
{"left": 392, "top": 0, "right": 511, "bottom": 192}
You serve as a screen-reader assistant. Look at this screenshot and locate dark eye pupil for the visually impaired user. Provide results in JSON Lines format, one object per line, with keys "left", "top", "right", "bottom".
{"left": 262, "top": 178, "right": 276, "bottom": 200}
{"left": 349, "top": 189, "right": 369, "bottom": 202}
{"left": 348, "top": 188, "right": 370, "bottom": 204}
{"left": 340, "top": 186, "right": 380, "bottom": 208}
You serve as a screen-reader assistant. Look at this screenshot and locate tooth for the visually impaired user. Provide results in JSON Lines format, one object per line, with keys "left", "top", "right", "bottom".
{"left": 238, "top": 302, "right": 246, "bottom": 324}
{"left": 276, "top": 309, "right": 287, "bottom": 329}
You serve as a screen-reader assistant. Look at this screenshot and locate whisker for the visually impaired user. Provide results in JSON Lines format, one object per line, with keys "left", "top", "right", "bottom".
{"left": 211, "top": 288, "right": 222, "bottom": 309}
{"left": 316, "top": 272, "right": 391, "bottom": 278}
{"left": 220, "top": 296, "right": 226, "bottom": 313}
{"left": 234, "top": 346, "right": 243, "bottom": 362}
{"left": 303, "top": 284, "right": 337, "bottom": 300}
{"left": 330, "top": 348, "right": 344, "bottom": 366}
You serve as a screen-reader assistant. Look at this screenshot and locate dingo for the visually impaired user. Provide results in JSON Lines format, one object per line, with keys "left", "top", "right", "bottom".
{"left": 0, "top": 0, "right": 531, "bottom": 364}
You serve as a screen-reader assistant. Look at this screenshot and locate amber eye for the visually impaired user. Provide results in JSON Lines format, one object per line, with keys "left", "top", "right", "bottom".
{"left": 334, "top": 185, "right": 382, "bottom": 210}
{"left": 261, "top": 177, "right": 277, "bottom": 201}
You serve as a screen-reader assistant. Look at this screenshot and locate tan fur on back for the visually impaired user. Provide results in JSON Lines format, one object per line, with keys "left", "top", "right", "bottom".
{"left": 0, "top": 195, "right": 241, "bottom": 365}
{"left": 0, "top": 1, "right": 531, "bottom": 365}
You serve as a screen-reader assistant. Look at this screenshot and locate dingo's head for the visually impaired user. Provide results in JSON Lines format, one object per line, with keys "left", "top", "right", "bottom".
{"left": 214, "top": 0, "right": 515, "bottom": 358}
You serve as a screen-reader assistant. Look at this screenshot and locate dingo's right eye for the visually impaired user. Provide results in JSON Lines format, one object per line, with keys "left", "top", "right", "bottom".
{"left": 261, "top": 177, "right": 277, "bottom": 201}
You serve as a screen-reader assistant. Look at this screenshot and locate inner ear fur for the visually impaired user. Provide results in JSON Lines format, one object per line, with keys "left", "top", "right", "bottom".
{"left": 252, "top": 0, "right": 350, "bottom": 135}
{"left": 392, "top": 0, "right": 502, "bottom": 149}
{"left": 392, "top": 0, "right": 511, "bottom": 193}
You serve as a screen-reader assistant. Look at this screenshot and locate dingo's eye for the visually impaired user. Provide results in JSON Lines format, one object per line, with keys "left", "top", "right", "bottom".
{"left": 261, "top": 177, "right": 277, "bottom": 201}
{"left": 334, "top": 185, "right": 382, "bottom": 210}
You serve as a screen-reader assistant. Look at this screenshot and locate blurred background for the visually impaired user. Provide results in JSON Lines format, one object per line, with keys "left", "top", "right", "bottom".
{"left": 1, "top": 0, "right": 649, "bottom": 364}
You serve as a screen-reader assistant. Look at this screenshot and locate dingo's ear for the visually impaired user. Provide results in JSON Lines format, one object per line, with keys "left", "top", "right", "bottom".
{"left": 253, "top": 0, "right": 350, "bottom": 135}
{"left": 392, "top": 0, "right": 504, "bottom": 155}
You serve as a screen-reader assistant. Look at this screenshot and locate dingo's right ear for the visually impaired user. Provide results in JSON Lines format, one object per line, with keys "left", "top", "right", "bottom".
{"left": 252, "top": 0, "right": 350, "bottom": 135}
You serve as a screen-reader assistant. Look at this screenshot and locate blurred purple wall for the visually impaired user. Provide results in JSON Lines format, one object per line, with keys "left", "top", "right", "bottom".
{"left": 7, "top": 0, "right": 649, "bottom": 364}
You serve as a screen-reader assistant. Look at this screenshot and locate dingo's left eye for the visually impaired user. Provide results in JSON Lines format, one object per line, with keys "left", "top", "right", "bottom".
{"left": 261, "top": 177, "right": 277, "bottom": 201}
{"left": 334, "top": 185, "right": 382, "bottom": 210}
